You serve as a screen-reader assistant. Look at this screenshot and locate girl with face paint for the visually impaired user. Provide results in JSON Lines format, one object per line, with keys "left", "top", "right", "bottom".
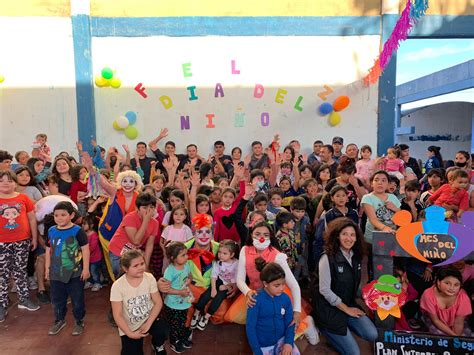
{"left": 230, "top": 221, "right": 306, "bottom": 331}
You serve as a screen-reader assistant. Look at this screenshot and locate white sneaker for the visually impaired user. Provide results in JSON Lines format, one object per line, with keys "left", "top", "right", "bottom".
{"left": 84, "top": 282, "right": 93, "bottom": 290}
{"left": 28, "top": 276, "right": 38, "bottom": 290}
{"left": 303, "top": 315, "right": 319, "bottom": 345}
{"left": 91, "top": 284, "right": 101, "bottom": 292}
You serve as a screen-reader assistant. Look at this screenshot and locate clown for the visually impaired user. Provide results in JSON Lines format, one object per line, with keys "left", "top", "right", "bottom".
{"left": 363, "top": 274, "right": 407, "bottom": 321}
{"left": 82, "top": 152, "right": 143, "bottom": 280}
{"left": 158, "top": 214, "right": 237, "bottom": 324}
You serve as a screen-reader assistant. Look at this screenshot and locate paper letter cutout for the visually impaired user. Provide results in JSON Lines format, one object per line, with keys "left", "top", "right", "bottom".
{"left": 234, "top": 112, "right": 245, "bottom": 127}
{"left": 317, "top": 85, "right": 334, "bottom": 101}
{"left": 205, "top": 114, "right": 216, "bottom": 128}
{"left": 275, "top": 88, "right": 287, "bottom": 104}
{"left": 231, "top": 60, "right": 240, "bottom": 74}
{"left": 254, "top": 84, "right": 264, "bottom": 99}
{"left": 180, "top": 116, "right": 190, "bottom": 130}
{"left": 182, "top": 63, "right": 192, "bottom": 78}
{"left": 187, "top": 86, "right": 199, "bottom": 101}
{"left": 134, "top": 83, "right": 148, "bottom": 99}
{"left": 214, "top": 83, "right": 225, "bottom": 98}
{"left": 159, "top": 95, "right": 173, "bottom": 109}
{"left": 261, "top": 112, "right": 270, "bottom": 127}
{"left": 294, "top": 96, "right": 303, "bottom": 112}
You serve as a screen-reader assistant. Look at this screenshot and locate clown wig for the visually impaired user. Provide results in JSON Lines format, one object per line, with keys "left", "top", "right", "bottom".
{"left": 192, "top": 213, "right": 213, "bottom": 231}
{"left": 116, "top": 170, "right": 143, "bottom": 191}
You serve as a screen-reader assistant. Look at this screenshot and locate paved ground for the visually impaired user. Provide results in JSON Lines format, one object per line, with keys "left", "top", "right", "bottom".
{"left": 0, "top": 287, "right": 373, "bottom": 354}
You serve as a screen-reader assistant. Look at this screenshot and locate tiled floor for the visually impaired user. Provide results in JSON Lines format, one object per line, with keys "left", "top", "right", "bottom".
{"left": 0, "top": 288, "right": 373, "bottom": 354}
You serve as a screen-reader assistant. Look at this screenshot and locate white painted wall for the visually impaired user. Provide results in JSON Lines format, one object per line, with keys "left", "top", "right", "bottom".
{"left": 92, "top": 36, "right": 380, "bottom": 156}
{"left": 0, "top": 18, "right": 78, "bottom": 157}
{"left": 397, "top": 102, "right": 473, "bottom": 162}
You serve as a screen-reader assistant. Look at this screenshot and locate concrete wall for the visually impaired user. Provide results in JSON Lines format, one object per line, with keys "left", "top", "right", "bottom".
{"left": 0, "top": 17, "right": 78, "bottom": 156}
{"left": 397, "top": 102, "right": 473, "bottom": 162}
{"left": 92, "top": 35, "right": 380, "bottom": 155}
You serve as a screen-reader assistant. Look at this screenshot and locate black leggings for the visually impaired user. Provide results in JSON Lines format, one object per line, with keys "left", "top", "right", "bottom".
{"left": 195, "top": 278, "right": 228, "bottom": 315}
{"left": 120, "top": 317, "right": 168, "bottom": 355}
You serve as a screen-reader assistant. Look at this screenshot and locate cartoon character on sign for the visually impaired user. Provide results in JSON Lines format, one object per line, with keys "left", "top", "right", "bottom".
{"left": 362, "top": 275, "right": 407, "bottom": 320}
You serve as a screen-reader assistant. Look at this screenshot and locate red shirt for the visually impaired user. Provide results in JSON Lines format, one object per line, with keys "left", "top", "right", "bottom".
{"left": 0, "top": 193, "right": 34, "bottom": 243}
{"left": 213, "top": 181, "right": 245, "bottom": 243}
{"left": 109, "top": 211, "right": 159, "bottom": 256}
{"left": 428, "top": 183, "right": 469, "bottom": 211}
{"left": 69, "top": 181, "right": 88, "bottom": 203}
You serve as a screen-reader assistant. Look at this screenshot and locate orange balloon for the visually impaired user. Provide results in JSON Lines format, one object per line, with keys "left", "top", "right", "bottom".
{"left": 333, "top": 95, "right": 350, "bottom": 111}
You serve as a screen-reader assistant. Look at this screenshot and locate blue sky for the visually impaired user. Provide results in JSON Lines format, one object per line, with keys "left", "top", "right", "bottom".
{"left": 396, "top": 38, "right": 474, "bottom": 84}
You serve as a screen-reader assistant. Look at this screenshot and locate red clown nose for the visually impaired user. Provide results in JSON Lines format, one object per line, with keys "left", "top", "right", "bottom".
{"left": 259, "top": 237, "right": 265, "bottom": 243}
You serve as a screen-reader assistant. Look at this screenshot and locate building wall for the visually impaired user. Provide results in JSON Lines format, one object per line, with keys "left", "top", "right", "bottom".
{"left": 397, "top": 102, "right": 473, "bottom": 162}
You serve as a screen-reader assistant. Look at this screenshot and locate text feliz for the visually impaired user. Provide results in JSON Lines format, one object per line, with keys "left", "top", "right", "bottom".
{"left": 126, "top": 61, "right": 338, "bottom": 130}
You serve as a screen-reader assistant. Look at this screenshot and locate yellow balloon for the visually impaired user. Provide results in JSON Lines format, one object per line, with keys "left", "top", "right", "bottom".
{"left": 95, "top": 76, "right": 108, "bottom": 87}
{"left": 124, "top": 126, "right": 139, "bottom": 140}
{"left": 328, "top": 112, "right": 341, "bottom": 126}
{"left": 113, "top": 121, "right": 123, "bottom": 131}
{"left": 110, "top": 78, "right": 121, "bottom": 89}
{"left": 0, "top": 75, "right": 5, "bottom": 83}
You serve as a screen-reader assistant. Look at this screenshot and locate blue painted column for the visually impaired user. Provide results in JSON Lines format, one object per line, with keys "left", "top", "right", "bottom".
{"left": 71, "top": 12, "right": 96, "bottom": 153}
{"left": 377, "top": 14, "right": 398, "bottom": 154}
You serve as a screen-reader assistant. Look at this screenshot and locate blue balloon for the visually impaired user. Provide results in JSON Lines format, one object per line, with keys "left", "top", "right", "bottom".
{"left": 318, "top": 103, "right": 333, "bottom": 115}
{"left": 125, "top": 111, "right": 137, "bottom": 125}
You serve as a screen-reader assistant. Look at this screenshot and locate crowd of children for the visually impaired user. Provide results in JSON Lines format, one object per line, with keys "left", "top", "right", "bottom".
{"left": 0, "top": 131, "right": 473, "bottom": 354}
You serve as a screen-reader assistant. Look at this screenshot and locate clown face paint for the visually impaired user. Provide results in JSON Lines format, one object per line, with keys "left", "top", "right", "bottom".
{"left": 121, "top": 176, "right": 137, "bottom": 192}
{"left": 194, "top": 226, "right": 213, "bottom": 246}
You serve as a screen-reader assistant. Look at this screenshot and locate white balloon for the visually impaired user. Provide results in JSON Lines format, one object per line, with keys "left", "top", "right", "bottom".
{"left": 116, "top": 116, "right": 129, "bottom": 129}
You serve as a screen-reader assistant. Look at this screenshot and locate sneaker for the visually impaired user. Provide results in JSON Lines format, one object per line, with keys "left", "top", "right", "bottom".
{"left": 84, "top": 282, "right": 92, "bottom": 290}
{"left": 196, "top": 315, "right": 209, "bottom": 331}
{"left": 10, "top": 283, "right": 17, "bottom": 293}
{"left": 190, "top": 312, "right": 200, "bottom": 329}
{"left": 28, "top": 276, "right": 38, "bottom": 290}
{"left": 18, "top": 299, "right": 40, "bottom": 311}
{"left": 181, "top": 339, "right": 193, "bottom": 349}
{"left": 303, "top": 315, "right": 320, "bottom": 345}
{"left": 48, "top": 320, "right": 66, "bottom": 335}
{"left": 72, "top": 320, "right": 84, "bottom": 336}
{"left": 91, "top": 283, "right": 101, "bottom": 292}
{"left": 152, "top": 344, "right": 167, "bottom": 355}
{"left": 0, "top": 307, "right": 7, "bottom": 323}
{"left": 37, "top": 290, "right": 51, "bottom": 304}
{"left": 170, "top": 341, "right": 185, "bottom": 354}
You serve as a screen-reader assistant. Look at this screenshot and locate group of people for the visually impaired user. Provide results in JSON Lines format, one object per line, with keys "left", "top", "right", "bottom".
{"left": 0, "top": 130, "right": 472, "bottom": 355}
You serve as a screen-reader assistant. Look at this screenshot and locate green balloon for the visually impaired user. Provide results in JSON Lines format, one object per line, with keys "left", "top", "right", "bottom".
{"left": 101, "top": 67, "right": 114, "bottom": 80}
{"left": 124, "top": 126, "right": 138, "bottom": 140}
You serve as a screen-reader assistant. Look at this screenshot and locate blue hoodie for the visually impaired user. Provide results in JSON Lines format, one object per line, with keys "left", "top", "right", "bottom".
{"left": 246, "top": 289, "right": 295, "bottom": 355}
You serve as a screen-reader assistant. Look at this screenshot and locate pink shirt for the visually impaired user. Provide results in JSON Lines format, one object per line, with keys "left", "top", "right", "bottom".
{"left": 109, "top": 211, "right": 159, "bottom": 256}
{"left": 87, "top": 231, "right": 102, "bottom": 263}
{"left": 161, "top": 225, "right": 193, "bottom": 243}
{"left": 355, "top": 159, "right": 375, "bottom": 180}
{"left": 245, "top": 246, "right": 279, "bottom": 290}
{"left": 420, "top": 286, "right": 472, "bottom": 329}
{"left": 383, "top": 157, "right": 405, "bottom": 173}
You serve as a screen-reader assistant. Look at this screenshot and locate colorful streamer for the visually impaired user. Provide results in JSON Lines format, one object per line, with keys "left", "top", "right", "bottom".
{"left": 87, "top": 168, "right": 105, "bottom": 199}
{"left": 364, "top": 0, "right": 429, "bottom": 86}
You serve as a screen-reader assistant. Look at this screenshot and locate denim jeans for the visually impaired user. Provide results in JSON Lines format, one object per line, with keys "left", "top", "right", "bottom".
{"left": 89, "top": 261, "right": 102, "bottom": 285}
{"left": 320, "top": 315, "right": 378, "bottom": 355}
{"left": 50, "top": 277, "right": 85, "bottom": 322}
{"left": 109, "top": 252, "right": 121, "bottom": 279}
